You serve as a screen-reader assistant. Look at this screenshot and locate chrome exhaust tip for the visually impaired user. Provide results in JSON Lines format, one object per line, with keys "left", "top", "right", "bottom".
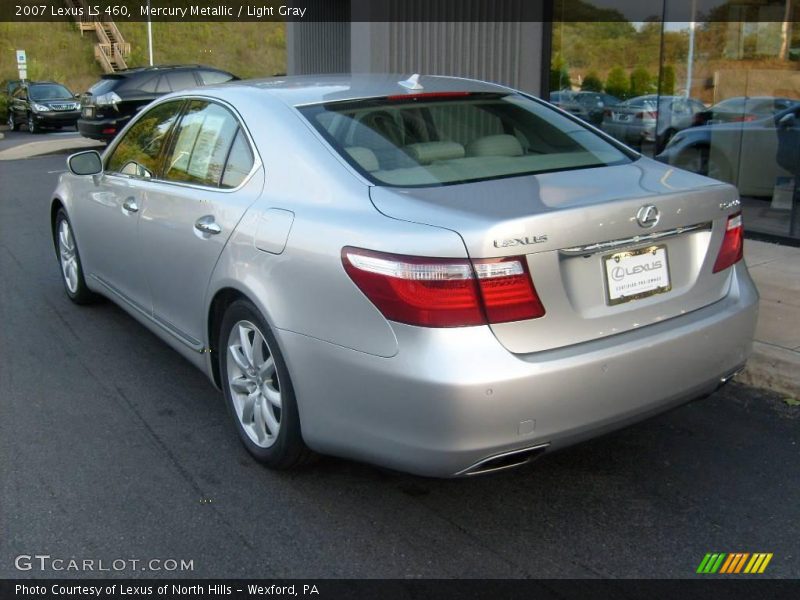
{"left": 720, "top": 366, "right": 746, "bottom": 385}
{"left": 457, "top": 443, "right": 549, "bottom": 477}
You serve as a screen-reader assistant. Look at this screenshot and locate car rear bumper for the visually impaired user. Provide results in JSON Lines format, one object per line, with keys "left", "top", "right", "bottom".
{"left": 278, "top": 262, "right": 758, "bottom": 477}
{"left": 77, "top": 116, "right": 129, "bottom": 140}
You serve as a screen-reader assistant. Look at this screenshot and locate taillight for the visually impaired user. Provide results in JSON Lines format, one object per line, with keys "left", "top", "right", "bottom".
{"left": 341, "top": 247, "right": 545, "bottom": 328}
{"left": 635, "top": 110, "right": 658, "bottom": 120}
{"left": 713, "top": 212, "right": 744, "bottom": 273}
{"left": 731, "top": 114, "right": 757, "bottom": 122}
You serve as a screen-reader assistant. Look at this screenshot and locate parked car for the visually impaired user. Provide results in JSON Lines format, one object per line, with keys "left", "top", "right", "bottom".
{"left": 692, "top": 96, "right": 796, "bottom": 127}
{"left": 77, "top": 64, "right": 238, "bottom": 141}
{"left": 602, "top": 95, "right": 706, "bottom": 151}
{"left": 52, "top": 74, "right": 757, "bottom": 477}
{"left": 559, "top": 91, "right": 620, "bottom": 126}
{"left": 657, "top": 102, "right": 800, "bottom": 197}
{"left": 6, "top": 81, "right": 81, "bottom": 133}
{"left": 548, "top": 89, "right": 575, "bottom": 108}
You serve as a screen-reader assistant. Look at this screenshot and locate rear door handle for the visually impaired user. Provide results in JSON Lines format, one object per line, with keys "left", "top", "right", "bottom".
{"left": 122, "top": 198, "right": 138, "bottom": 213}
{"left": 194, "top": 215, "right": 221, "bottom": 235}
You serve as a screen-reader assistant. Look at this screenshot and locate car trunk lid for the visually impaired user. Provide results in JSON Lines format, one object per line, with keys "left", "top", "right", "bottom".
{"left": 369, "top": 160, "right": 740, "bottom": 354}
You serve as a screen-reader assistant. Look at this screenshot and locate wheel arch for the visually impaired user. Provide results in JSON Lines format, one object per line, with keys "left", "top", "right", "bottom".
{"left": 50, "top": 198, "right": 66, "bottom": 255}
{"left": 207, "top": 286, "right": 260, "bottom": 389}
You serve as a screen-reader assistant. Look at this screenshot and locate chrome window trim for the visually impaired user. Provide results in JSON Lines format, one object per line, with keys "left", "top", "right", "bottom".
{"left": 102, "top": 94, "right": 262, "bottom": 195}
{"left": 559, "top": 222, "right": 713, "bottom": 257}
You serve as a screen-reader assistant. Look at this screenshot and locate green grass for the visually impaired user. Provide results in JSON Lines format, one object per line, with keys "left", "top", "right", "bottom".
{"left": 0, "top": 21, "right": 286, "bottom": 118}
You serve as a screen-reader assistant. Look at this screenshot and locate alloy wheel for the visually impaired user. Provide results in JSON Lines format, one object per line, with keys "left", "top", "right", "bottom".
{"left": 7, "top": 113, "right": 14, "bottom": 130}
{"left": 226, "top": 320, "right": 282, "bottom": 448}
{"left": 57, "top": 219, "right": 79, "bottom": 294}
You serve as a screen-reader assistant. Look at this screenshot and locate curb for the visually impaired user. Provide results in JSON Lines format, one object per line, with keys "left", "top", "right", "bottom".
{"left": 738, "top": 342, "right": 800, "bottom": 400}
{"left": 0, "top": 137, "right": 103, "bottom": 160}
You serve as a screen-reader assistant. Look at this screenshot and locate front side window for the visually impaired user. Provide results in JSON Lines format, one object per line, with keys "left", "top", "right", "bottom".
{"left": 106, "top": 100, "right": 184, "bottom": 178}
{"left": 163, "top": 101, "right": 240, "bottom": 187}
{"left": 300, "top": 93, "right": 631, "bottom": 187}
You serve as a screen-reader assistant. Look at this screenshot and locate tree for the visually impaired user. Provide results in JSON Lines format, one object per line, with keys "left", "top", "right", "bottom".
{"left": 581, "top": 71, "right": 603, "bottom": 92}
{"left": 550, "top": 53, "right": 572, "bottom": 91}
{"left": 605, "top": 66, "right": 628, "bottom": 98}
{"left": 660, "top": 64, "right": 676, "bottom": 95}
{"left": 629, "top": 66, "right": 652, "bottom": 97}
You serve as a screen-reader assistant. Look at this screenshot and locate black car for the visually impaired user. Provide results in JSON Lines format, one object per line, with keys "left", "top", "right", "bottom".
{"left": 77, "top": 64, "right": 238, "bottom": 141}
{"left": 7, "top": 81, "right": 81, "bottom": 133}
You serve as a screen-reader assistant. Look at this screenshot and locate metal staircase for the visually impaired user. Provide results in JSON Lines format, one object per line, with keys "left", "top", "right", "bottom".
{"left": 64, "top": 0, "right": 131, "bottom": 73}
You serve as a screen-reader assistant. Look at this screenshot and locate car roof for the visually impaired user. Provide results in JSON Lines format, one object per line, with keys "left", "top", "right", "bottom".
{"left": 115, "top": 64, "right": 230, "bottom": 76}
{"left": 215, "top": 73, "right": 514, "bottom": 107}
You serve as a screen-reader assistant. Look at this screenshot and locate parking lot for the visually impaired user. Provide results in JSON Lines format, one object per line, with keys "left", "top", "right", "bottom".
{"left": 1, "top": 146, "right": 799, "bottom": 579}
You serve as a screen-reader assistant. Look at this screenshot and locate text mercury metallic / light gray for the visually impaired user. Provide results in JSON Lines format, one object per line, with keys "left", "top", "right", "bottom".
{"left": 50, "top": 74, "right": 758, "bottom": 477}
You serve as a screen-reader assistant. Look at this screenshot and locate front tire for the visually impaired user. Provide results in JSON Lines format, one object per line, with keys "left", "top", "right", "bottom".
{"left": 219, "top": 299, "right": 312, "bottom": 469}
{"left": 27, "top": 113, "right": 38, "bottom": 134}
{"left": 54, "top": 209, "right": 97, "bottom": 304}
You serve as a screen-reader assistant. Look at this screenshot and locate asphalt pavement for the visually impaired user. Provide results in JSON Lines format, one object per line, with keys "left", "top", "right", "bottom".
{"left": 1, "top": 152, "right": 798, "bottom": 579}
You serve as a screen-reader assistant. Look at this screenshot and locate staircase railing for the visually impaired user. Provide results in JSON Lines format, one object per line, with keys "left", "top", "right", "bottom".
{"left": 64, "top": 0, "right": 131, "bottom": 73}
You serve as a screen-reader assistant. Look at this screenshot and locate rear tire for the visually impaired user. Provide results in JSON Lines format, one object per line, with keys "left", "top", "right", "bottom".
{"left": 219, "top": 299, "right": 313, "bottom": 469}
{"left": 7, "top": 112, "right": 20, "bottom": 131}
{"left": 54, "top": 209, "right": 98, "bottom": 305}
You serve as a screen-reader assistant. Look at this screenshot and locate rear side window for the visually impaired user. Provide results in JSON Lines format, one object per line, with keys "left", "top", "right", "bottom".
{"left": 155, "top": 76, "right": 171, "bottom": 94}
{"left": 106, "top": 100, "right": 184, "bottom": 178}
{"left": 166, "top": 72, "right": 198, "bottom": 92}
{"left": 221, "top": 129, "right": 255, "bottom": 188}
{"left": 300, "top": 93, "right": 631, "bottom": 187}
{"left": 163, "top": 100, "right": 239, "bottom": 187}
{"left": 88, "top": 77, "right": 120, "bottom": 95}
{"left": 134, "top": 76, "right": 158, "bottom": 93}
{"left": 199, "top": 70, "right": 235, "bottom": 85}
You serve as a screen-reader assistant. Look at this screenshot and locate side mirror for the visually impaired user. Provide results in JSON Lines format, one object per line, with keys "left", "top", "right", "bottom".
{"left": 778, "top": 112, "right": 797, "bottom": 130}
{"left": 67, "top": 150, "right": 103, "bottom": 176}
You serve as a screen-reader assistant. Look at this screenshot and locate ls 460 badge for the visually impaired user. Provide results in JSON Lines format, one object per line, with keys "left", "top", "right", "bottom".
{"left": 493, "top": 235, "right": 548, "bottom": 248}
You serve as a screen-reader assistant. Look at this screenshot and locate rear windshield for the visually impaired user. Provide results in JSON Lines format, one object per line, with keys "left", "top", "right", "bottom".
{"left": 299, "top": 93, "right": 631, "bottom": 187}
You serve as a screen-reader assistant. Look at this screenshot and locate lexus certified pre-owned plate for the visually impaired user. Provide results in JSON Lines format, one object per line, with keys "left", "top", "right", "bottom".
{"left": 603, "top": 245, "right": 671, "bottom": 305}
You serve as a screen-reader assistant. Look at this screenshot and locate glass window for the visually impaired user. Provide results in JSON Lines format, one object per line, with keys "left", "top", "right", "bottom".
{"left": 163, "top": 101, "right": 239, "bottom": 187}
{"left": 550, "top": 2, "right": 800, "bottom": 241}
{"left": 221, "top": 129, "right": 255, "bottom": 188}
{"left": 134, "top": 76, "right": 158, "bottom": 93}
{"left": 155, "top": 76, "right": 171, "bottom": 94}
{"left": 166, "top": 71, "right": 198, "bottom": 92}
{"left": 300, "top": 94, "right": 631, "bottom": 187}
{"left": 29, "top": 84, "right": 73, "bottom": 100}
{"left": 106, "top": 100, "right": 184, "bottom": 178}
{"left": 199, "top": 70, "right": 235, "bottom": 85}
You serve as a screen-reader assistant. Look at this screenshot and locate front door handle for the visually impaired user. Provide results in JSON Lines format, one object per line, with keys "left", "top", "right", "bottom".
{"left": 194, "top": 215, "right": 221, "bottom": 235}
{"left": 122, "top": 198, "right": 138, "bottom": 213}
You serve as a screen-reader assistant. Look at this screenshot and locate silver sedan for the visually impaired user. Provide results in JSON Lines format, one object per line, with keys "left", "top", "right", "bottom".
{"left": 51, "top": 74, "right": 758, "bottom": 477}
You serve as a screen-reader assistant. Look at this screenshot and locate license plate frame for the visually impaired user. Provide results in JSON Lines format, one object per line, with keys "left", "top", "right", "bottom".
{"left": 603, "top": 244, "right": 671, "bottom": 306}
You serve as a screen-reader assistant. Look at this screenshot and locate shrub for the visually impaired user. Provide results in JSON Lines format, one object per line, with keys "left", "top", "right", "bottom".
{"left": 660, "top": 64, "right": 676, "bottom": 95}
{"left": 581, "top": 71, "right": 603, "bottom": 92}
{"left": 550, "top": 54, "right": 572, "bottom": 92}
{"left": 629, "top": 66, "right": 653, "bottom": 97}
{"left": 605, "top": 66, "right": 628, "bottom": 98}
